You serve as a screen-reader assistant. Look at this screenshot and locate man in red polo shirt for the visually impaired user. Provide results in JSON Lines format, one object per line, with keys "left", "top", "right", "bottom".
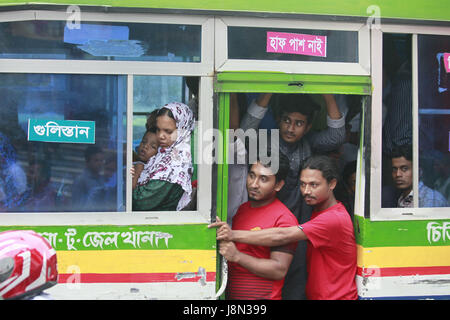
{"left": 210, "top": 155, "right": 357, "bottom": 300}
{"left": 217, "top": 153, "right": 298, "bottom": 300}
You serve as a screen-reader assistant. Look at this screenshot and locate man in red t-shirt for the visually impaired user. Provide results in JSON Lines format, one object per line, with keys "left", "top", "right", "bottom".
{"left": 216, "top": 153, "right": 298, "bottom": 300}
{"left": 210, "top": 155, "right": 357, "bottom": 300}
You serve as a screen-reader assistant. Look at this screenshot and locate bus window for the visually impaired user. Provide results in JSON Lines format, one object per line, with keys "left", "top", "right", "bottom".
{"left": 216, "top": 17, "right": 370, "bottom": 76}
{"left": 0, "top": 73, "right": 127, "bottom": 212}
{"left": 381, "top": 33, "right": 413, "bottom": 208}
{"left": 228, "top": 26, "right": 358, "bottom": 63}
{"left": 132, "top": 75, "right": 198, "bottom": 212}
{"left": 417, "top": 34, "right": 450, "bottom": 207}
{"left": 0, "top": 20, "right": 201, "bottom": 62}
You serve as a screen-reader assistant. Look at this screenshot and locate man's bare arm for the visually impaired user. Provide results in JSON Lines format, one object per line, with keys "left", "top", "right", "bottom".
{"left": 219, "top": 241, "right": 293, "bottom": 280}
{"left": 209, "top": 217, "right": 307, "bottom": 247}
{"left": 232, "top": 226, "right": 307, "bottom": 247}
{"left": 323, "top": 94, "right": 342, "bottom": 120}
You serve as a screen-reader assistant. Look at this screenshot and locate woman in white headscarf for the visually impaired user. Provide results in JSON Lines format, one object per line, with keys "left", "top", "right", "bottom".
{"left": 133, "top": 102, "right": 195, "bottom": 211}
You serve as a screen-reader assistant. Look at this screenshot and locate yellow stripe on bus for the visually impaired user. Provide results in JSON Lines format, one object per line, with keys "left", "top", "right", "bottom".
{"left": 56, "top": 249, "right": 216, "bottom": 274}
{"left": 357, "top": 245, "right": 450, "bottom": 268}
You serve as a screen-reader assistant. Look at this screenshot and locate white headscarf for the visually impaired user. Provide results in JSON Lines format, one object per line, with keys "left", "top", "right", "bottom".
{"left": 137, "top": 102, "right": 195, "bottom": 210}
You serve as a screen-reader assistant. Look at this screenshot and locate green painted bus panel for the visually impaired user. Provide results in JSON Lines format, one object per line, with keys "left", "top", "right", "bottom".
{"left": 216, "top": 94, "right": 224, "bottom": 222}
{"left": 0, "top": 224, "right": 216, "bottom": 251}
{"left": 216, "top": 82, "right": 371, "bottom": 95}
{"left": 215, "top": 72, "right": 371, "bottom": 95}
{"left": 215, "top": 93, "right": 230, "bottom": 300}
{"left": 354, "top": 215, "right": 450, "bottom": 248}
{"left": 217, "top": 73, "right": 372, "bottom": 84}
{"left": 217, "top": 92, "right": 230, "bottom": 224}
{"left": 0, "top": 0, "right": 448, "bottom": 23}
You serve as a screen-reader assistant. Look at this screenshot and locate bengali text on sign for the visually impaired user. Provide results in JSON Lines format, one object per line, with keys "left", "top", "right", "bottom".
{"left": 28, "top": 119, "right": 96, "bottom": 144}
{"left": 266, "top": 31, "right": 327, "bottom": 57}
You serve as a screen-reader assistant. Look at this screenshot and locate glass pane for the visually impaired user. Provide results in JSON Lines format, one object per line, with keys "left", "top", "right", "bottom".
{"left": 228, "top": 26, "right": 358, "bottom": 62}
{"left": 0, "top": 21, "right": 201, "bottom": 62}
{"left": 0, "top": 74, "right": 127, "bottom": 213}
{"left": 133, "top": 76, "right": 187, "bottom": 113}
{"left": 132, "top": 76, "right": 197, "bottom": 211}
{"left": 381, "top": 34, "right": 413, "bottom": 208}
{"left": 418, "top": 34, "right": 450, "bottom": 207}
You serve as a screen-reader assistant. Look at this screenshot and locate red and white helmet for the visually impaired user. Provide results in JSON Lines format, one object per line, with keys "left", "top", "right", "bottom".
{"left": 0, "top": 230, "right": 58, "bottom": 300}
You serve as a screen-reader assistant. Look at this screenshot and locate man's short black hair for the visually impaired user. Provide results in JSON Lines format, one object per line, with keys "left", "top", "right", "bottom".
{"left": 302, "top": 155, "right": 339, "bottom": 183}
{"left": 390, "top": 144, "right": 412, "bottom": 162}
{"left": 277, "top": 94, "right": 319, "bottom": 124}
{"left": 249, "top": 148, "right": 290, "bottom": 183}
{"left": 146, "top": 109, "right": 158, "bottom": 133}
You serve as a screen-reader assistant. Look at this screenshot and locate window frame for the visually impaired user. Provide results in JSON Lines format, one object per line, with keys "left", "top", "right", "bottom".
{"left": 0, "top": 10, "right": 214, "bottom": 75}
{"left": 0, "top": 10, "right": 215, "bottom": 226}
{"left": 215, "top": 15, "right": 371, "bottom": 76}
{"left": 370, "top": 24, "right": 450, "bottom": 221}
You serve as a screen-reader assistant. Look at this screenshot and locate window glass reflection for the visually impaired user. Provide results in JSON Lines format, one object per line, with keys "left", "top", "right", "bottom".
{"left": 381, "top": 34, "right": 414, "bottom": 208}
{"left": 418, "top": 34, "right": 450, "bottom": 207}
{"left": 0, "top": 74, "right": 127, "bottom": 212}
{"left": 382, "top": 33, "right": 450, "bottom": 208}
{"left": 0, "top": 21, "right": 201, "bottom": 62}
{"left": 228, "top": 26, "right": 358, "bottom": 62}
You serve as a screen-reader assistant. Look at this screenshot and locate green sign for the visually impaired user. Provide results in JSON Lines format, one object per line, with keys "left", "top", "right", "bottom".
{"left": 28, "top": 119, "right": 95, "bottom": 144}
{"left": 0, "top": 225, "right": 216, "bottom": 251}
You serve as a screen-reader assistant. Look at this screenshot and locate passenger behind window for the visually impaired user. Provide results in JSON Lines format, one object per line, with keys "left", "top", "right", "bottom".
{"left": 21, "top": 159, "right": 57, "bottom": 212}
{"left": 133, "top": 102, "right": 195, "bottom": 211}
{"left": 432, "top": 151, "right": 450, "bottom": 204}
{"left": 0, "top": 132, "right": 27, "bottom": 211}
{"left": 86, "top": 153, "right": 119, "bottom": 212}
{"left": 241, "top": 93, "right": 345, "bottom": 218}
{"left": 71, "top": 146, "right": 106, "bottom": 211}
{"left": 381, "top": 34, "right": 412, "bottom": 187}
{"left": 382, "top": 145, "right": 447, "bottom": 208}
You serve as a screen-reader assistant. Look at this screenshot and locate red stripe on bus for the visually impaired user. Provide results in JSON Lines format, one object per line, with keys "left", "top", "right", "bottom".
{"left": 58, "top": 272, "right": 216, "bottom": 283}
{"left": 357, "top": 266, "right": 450, "bottom": 277}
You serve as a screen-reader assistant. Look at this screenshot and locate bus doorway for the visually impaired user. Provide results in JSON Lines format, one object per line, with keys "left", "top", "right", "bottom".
{"left": 214, "top": 73, "right": 370, "bottom": 299}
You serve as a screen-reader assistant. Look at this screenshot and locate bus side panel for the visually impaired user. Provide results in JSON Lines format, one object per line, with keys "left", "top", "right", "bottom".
{"left": 355, "top": 216, "right": 450, "bottom": 299}
{"left": 0, "top": 225, "right": 217, "bottom": 300}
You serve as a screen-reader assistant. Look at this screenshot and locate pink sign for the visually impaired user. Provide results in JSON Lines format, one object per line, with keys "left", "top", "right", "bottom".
{"left": 266, "top": 31, "right": 327, "bottom": 57}
{"left": 444, "top": 53, "right": 450, "bottom": 73}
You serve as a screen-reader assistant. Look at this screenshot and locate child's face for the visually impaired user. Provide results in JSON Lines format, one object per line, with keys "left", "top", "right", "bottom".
{"left": 138, "top": 132, "right": 158, "bottom": 162}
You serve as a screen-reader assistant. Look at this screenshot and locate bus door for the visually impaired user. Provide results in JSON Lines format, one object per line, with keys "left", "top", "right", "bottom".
{"left": 212, "top": 15, "right": 372, "bottom": 299}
